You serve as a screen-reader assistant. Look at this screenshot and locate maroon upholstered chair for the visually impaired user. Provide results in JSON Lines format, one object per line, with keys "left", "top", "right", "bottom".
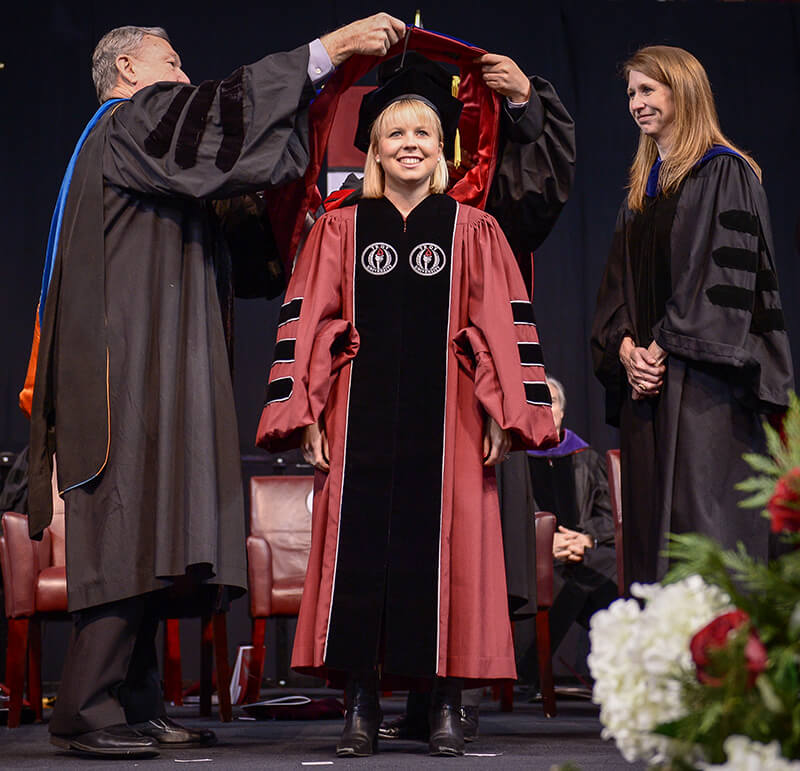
{"left": 0, "top": 468, "right": 67, "bottom": 728}
{"left": 532, "top": 511, "right": 557, "bottom": 717}
{"left": 244, "top": 475, "right": 313, "bottom": 703}
{"left": 605, "top": 449, "right": 624, "bottom": 595}
{"left": 1, "top": 466, "right": 232, "bottom": 726}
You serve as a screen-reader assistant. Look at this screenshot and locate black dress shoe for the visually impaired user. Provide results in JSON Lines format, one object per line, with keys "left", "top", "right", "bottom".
{"left": 460, "top": 705, "right": 479, "bottom": 742}
{"left": 50, "top": 724, "right": 160, "bottom": 758}
{"left": 336, "top": 672, "right": 381, "bottom": 757}
{"left": 132, "top": 716, "right": 217, "bottom": 748}
{"left": 378, "top": 712, "right": 429, "bottom": 741}
{"left": 428, "top": 678, "right": 464, "bottom": 756}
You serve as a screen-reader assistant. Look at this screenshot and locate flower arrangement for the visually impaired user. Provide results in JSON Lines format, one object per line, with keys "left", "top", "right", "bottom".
{"left": 589, "top": 393, "right": 800, "bottom": 769}
{"left": 588, "top": 576, "right": 731, "bottom": 766}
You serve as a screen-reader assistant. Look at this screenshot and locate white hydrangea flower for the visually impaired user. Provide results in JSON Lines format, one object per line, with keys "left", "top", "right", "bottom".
{"left": 699, "top": 736, "right": 800, "bottom": 770}
{"left": 588, "top": 575, "right": 731, "bottom": 765}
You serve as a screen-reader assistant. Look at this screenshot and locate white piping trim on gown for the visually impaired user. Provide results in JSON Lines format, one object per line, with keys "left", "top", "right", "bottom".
{"left": 323, "top": 208, "right": 357, "bottom": 661}
{"left": 436, "top": 201, "right": 459, "bottom": 675}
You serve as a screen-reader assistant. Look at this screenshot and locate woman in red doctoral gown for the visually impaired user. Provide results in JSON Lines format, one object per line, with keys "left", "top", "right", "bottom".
{"left": 256, "top": 56, "right": 556, "bottom": 758}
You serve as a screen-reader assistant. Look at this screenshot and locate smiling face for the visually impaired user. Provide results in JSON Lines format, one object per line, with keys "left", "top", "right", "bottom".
{"left": 123, "top": 34, "right": 190, "bottom": 92}
{"left": 373, "top": 101, "right": 443, "bottom": 193}
{"left": 627, "top": 69, "right": 675, "bottom": 151}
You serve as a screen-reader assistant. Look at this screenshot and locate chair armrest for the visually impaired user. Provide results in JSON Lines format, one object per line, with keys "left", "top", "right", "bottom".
{"left": 246, "top": 535, "right": 273, "bottom": 618}
{"left": 0, "top": 512, "right": 39, "bottom": 618}
{"left": 605, "top": 449, "right": 624, "bottom": 594}
{"left": 534, "top": 511, "right": 556, "bottom": 610}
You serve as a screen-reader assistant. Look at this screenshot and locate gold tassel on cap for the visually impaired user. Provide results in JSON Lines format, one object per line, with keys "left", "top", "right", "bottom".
{"left": 414, "top": 9, "right": 423, "bottom": 28}
{"left": 451, "top": 75, "right": 461, "bottom": 168}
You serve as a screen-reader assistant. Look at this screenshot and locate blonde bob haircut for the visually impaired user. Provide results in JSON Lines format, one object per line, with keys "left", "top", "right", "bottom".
{"left": 362, "top": 98, "right": 449, "bottom": 198}
{"left": 623, "top": 45, "right": 760, "bottom": 212}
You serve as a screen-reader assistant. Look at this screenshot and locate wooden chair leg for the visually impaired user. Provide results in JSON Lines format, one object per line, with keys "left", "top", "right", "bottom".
{"left": 499, "top": 680, "right": 514, "bottom": 712}
{"left": 212, "top": 613, "right": 232, "bottom": 722}
{"left": 199, "top": 615, "right": 213, "bottom": 717}
{"left": 6, "top": 618, "right": 29, "bottom": 729}
{"left": 536, "top": 609, "right": 557, "bottom": 718}
{"left": 245, "top": 618, "right": 267, "bottom": 704}
{"left": 163, "top": 619, "right": 183, "bottom": 706}
{"left": 27, "top": 618, "right": 43, "bottom": 722}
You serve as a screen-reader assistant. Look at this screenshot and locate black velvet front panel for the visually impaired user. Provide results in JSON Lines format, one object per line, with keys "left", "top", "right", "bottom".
{"left": 629, "top": 188, "right": 681, "bottom": 347}
{"left": 325, "top": 195, "right": 457, "bottom": 677}
{"left": 528, "top": 454, "right": 580, "bottom": 531}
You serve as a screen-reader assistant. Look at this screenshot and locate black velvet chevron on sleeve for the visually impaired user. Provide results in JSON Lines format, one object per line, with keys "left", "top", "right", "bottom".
{"left": 517, "top": 341, "right": 544, "bottom": 366}
{"left": 718, "top": 209, "right": 759, "bottom": 236}
{"left": 711, "top": 245, "right": 758, "bottom": 272}
{"left": 278, "top": 297, "right": 303, "bottom": 326}
{"left": 215, "top": 67, "right": 245, "bottom": 173}
{"left": 751, "top": 308, "right": 785, "bottom": 334}
{"left": 265, "top": 376, "right": 294, "bottom": 404}
{"left": 272, "top": 338, "right": 296, "bottom": 363}
{"left": 175, "top": 79, "right": 220, "bottom": 170}
{"left": 511, "top": 300, "right": 536, "bottom": 325}
{"left": 706, "top": 284, "right": 754, "bottom": 311}
{"left": 143, "top": 86, "right": 194, "bottom": 158}
{"left": 524, "top": 381, "right": 552, "bottom": 406}
{"left": 756, "top": 269, "right": 778, "bottom": 291}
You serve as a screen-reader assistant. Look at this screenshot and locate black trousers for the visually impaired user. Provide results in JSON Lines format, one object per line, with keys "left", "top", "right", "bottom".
{"left": 518, "top": 560, "right": 617, "bottom": 683}
{"left": 49, "top": 593, "right": 166, "bottom": 736}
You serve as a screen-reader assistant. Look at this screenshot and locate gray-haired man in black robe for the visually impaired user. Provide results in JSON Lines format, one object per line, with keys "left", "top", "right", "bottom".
{"left": 30, "top": 15, "right": 405, "bottom": 758}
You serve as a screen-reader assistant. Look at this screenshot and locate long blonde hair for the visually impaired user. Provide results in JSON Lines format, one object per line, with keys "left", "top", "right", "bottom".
{"left": 362, "top": 99, "right": 449, "bottom": 198}
{"left": 624, "top": 45, "right": 760, "bottom": 211}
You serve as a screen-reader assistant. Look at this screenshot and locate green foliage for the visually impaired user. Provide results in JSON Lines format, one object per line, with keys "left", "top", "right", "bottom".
{"left": 655, "top": 393, "right": 800, "bottom": 767}
{"left": 737, "top": 392, "right": 800, "bottom": 515}
{"left": 665, "top": 534, "right": 800, "bottom": 646}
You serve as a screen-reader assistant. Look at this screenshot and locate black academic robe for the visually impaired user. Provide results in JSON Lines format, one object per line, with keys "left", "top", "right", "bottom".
{"left": 486, "top": 76, "right": 576, "bottom": 292}
{"left": 486, "top": 76, "right": 575, "bottom": 616}
{"left": 29, "top": 46, "right": 315, "bottom": 611}
{"left": 528, "top": 446, "right": 616, "bottom": 582}
{"left": 497, "top": 441, "right": 616, "bottom": 617}
{"left": 513, "top": 442, "right": 618, "bottom": 677}
{"left": 591, "top": 152, "right": 794, "bottom": 588}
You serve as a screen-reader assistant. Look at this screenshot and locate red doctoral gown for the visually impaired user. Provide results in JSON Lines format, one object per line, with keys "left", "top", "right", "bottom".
{"left": 257, "top": 195, "right": 556, "bottom": 685}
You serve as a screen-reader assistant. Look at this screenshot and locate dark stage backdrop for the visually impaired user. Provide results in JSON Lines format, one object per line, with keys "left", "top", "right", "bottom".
{"left": 1, "top": 1, "right": 799, "bottom": 679}
{"left": 2, "top": 0, "right": 799, "bottom": 457}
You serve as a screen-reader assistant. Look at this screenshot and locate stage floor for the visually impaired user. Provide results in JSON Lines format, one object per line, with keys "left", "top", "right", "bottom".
{"left": 1, "top": 692, "right": 644, "bottom": 769}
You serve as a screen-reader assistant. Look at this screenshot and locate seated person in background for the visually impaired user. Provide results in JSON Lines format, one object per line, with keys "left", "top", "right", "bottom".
{"left": 515, "top": 376, "right": 618, "bottom": 684}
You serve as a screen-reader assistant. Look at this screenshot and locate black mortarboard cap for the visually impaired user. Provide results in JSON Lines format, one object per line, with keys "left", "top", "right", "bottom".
{"left": 354, "top": 52, "right": 463, "bottom": 157}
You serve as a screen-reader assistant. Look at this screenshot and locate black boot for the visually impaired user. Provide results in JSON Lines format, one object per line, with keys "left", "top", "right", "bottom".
{"left": 336, "top": 671, "right": 382, "bottom": 757}
{"left": 428, "top": 677, "right": 464, "bottom": 756}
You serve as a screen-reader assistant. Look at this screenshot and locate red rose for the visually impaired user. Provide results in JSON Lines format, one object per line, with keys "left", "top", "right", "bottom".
{"left": 767, "top": 468, "right": 800, "bottom": 533}
{"left": 690, "top": 610, "right": 767, "bottom": 688}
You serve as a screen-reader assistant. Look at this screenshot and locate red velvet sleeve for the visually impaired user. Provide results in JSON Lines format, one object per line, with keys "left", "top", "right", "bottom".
{"left": 255, "top": 211, "right": 359, "bottom": 451}
{"left": 453, "top": 210, "right": 557, "bottom": 450}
